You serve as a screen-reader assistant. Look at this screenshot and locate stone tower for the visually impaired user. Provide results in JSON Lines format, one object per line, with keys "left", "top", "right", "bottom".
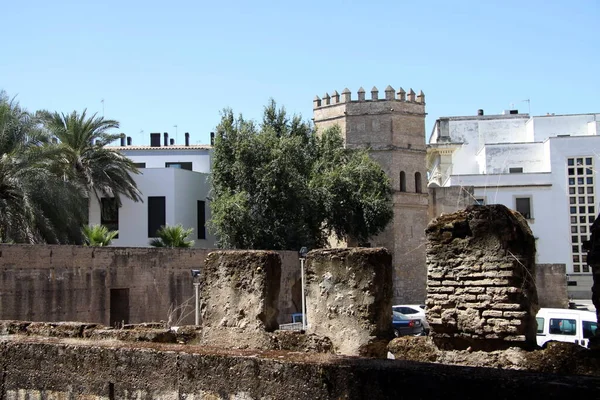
{"left": 313, "top": 85, "right": 428, "bottom": 303}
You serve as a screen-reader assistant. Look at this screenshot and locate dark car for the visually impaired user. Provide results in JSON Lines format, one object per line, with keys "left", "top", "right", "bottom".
{"left": 392, "top": 311, "right": 424, "bottom": 337}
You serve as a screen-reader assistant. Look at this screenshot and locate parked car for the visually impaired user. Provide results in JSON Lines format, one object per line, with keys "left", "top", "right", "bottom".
{"left": 393, "top": 304, "right": 430, "bottom": 333}
{"left": 392, "top": 311, "right": 424, "bottom": 337}
{"left": 536, "top": 308, "right": 598, "bottom": 348}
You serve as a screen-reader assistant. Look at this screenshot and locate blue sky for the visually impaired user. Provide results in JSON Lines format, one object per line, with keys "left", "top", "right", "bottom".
{"left": 2, "top": 0, "right": 598, "bottom": 145}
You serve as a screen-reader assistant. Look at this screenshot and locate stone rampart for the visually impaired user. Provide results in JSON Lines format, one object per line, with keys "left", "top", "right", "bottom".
{"left": 305, "top": 248, "right": 393, "bottom": 356}
{"left": 425, "top": 205, "right": 539, "bottom": 350}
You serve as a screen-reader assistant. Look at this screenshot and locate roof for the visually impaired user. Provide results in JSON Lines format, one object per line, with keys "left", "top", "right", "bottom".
{"left": 107, "top": 145, "right": 212, "bottom": 151}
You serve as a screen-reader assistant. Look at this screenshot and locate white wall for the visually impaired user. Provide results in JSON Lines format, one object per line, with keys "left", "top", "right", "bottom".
{"left": 531, "top": 114, "right": 600, "bottom": 142}
{"left": 484, "top": 142, "right": 546, "bottom": 174}
{"left": 89, "top": 169, "right": 216, "bottom": 248}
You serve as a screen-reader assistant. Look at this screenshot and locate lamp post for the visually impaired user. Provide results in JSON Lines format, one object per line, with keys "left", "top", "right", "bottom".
{"left": 299, "top": 247, "right": 308, "bottom": 330}
{"left": 191, "top": 269, "right": 201, "bottom": 326}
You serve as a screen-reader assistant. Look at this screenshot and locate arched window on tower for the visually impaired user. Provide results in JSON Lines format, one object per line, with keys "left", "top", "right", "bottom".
{"left": 400, "top": 171, "right": 406, "bottom": 192}
{"left": 415, "top": 172, "right": 422, "bottom": 193}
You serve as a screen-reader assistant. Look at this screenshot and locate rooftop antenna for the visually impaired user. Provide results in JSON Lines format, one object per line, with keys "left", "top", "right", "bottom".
{"left": 139, "top": 129, "right": 144, "bottom": 145}
{"left": 173, "top": 124, "right": 178, "bottom": 144}
{"left": 522, "top": 99, "right": 531, "bottom": 115}
{"left": 101, "top": 99, "right": 105, "bottom": 118}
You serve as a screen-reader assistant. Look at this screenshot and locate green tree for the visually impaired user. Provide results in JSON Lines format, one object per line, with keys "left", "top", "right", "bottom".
{"left": 40, "top": 109, "right": 142, "bottom": 206}
{"left": 82, "top": 224, "right": 118, "bottom": 246}
{"left": 0, "top": 92, "right": 87, "bottom": 243}
{"left": 149, "top": 224, "right": 195, "bottom": 248}
{"left": 209, "top": 100, "right": 393, "bottom": 250}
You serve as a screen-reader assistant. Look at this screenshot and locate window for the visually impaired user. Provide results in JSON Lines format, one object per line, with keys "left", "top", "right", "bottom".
{"left": 536, "top": 317, "right": 544, "bottom": 334}
{"left": 415, "top": 172, "right": 422, "bottom": 193}
{"left": 101, "top": 197, "right": 119, "bottom": 237}
{"left": 509, "top": 167, "right": 523, "bottom": 173}
{"left": 148, "top": 196, "right": 166, "bottom": 237}
{"left": 400, "top": 171, "right": 406, "bottom": 192}
{"left": 586, "top": 157, "right": 593, "bottom": 165}
{"left": 568, "top": 159, "right": 574, "bottom": 166}
{"left": 197, "top": 200, "right": 206, "bottom": 240}
{"left": 133, "top": 162, "right": 146, "bottom": 168}
{"left": 515, "top": 197, "right": 531, "bottom": 219}
{"left": 165, "top": 162, "right": 192, "bottom": 171}
{"left": 583, "top": 321, "right": 598, "bottom": 339}
{"left": 549, "top": 318, "right": 576, "bottom": 335}
{"left": 474, "top": 198, "right": 486, "bottom": 205}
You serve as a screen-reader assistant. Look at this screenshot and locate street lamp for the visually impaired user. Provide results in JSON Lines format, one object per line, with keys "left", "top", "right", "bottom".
{"left": 299, "top": 247, "right": 308, "bottom": 330}
{"left": 191, "top": 269, "right": 201, "bottom": 325}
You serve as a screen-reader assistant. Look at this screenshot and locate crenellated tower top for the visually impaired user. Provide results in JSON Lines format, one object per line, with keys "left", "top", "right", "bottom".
{"left": 313, "top": 85, "right": 425, "bottom": 109}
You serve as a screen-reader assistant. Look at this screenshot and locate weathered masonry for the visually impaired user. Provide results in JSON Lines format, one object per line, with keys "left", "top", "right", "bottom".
{"left": 425, "top": 205, "right": 539, "bottom": 350}
{"left": 313, "top": 86, "right": 428, "bottom": 304}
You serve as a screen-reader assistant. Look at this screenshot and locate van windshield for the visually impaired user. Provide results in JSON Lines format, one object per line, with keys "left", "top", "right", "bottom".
{"left": 583, "top": 321, "right": 598, "bottom": 339}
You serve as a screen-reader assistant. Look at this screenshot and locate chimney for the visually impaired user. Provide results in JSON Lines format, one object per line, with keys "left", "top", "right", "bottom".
{"left": 477, "top": 109, "right": 484, "bottom": 116}
{"left": 164, "top": 132, "right": 169, "bottom": 146}
{"left": 127, "top": 136, "right": 132, "bottom": 146}
{"left": 210, "top": 132, "right": 215, "bottom": 146}
{"left": 185, "top": 132, "right": 190, "bottom": 146}
{"left": 120, "top": 134, "right": 125, "bottom": 146}
{"left": 150, "top": 133, "right": 161, "bottom": 147}
{"left": 170, "top": 138, "right": 175, "bottom": 145}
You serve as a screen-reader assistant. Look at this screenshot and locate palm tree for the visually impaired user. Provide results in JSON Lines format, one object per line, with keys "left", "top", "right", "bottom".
{"left": 149, "top": 224, "right": 195, "bottom": 248}
{"left": 82, "top": 224, "right": 118, "bottom": 246}
{"left": 40, "top": 109, "right": 142, "bottom": 206}
{"left": 0, "top": 92, "right": 86, "bottom": 243}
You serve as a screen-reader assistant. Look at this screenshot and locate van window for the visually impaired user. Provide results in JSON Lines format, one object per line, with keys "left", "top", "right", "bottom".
{"left": 536, "top": 317, "right": 544, "bottom": 334}
{"left": 549, "top": 318, "right": 577, "bottom": 335}
{"left": 583, "top": 321, "right": 598, "bottom": 339}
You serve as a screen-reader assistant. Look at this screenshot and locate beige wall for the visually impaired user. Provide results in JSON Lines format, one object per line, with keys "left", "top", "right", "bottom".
{"left": 0, "top": 244, "right": 300, "bottom": 326}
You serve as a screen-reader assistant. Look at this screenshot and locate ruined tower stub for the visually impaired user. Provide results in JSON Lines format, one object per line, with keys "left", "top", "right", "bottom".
{"left": 313, "top": 86, "right": 428, "bottom": 303}
{"left": 425, "top": 205, "right": 539, "bottom": 351}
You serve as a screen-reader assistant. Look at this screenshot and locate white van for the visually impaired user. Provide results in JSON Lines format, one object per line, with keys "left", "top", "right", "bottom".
{"left": 536, "top": 308, "right": 598, "bottom": 348}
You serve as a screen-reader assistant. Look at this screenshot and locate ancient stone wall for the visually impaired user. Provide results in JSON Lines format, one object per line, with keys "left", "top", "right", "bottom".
{"left": 535, "top": 264, "right": 569, "bottom": 308}
{"left": 425, "top": 205, "right": 539, "bottom": 350}
{"left": 428, "top": 186, "right": 475, "bottom": 221}
{"left": 0, "top": 245, "right": 300, "bottom": 326}
{"left": 305, "top": 248, "right": 393, "bottom": 356}
{"left": 1, "top": 336, "right": 599, "bottom": 399}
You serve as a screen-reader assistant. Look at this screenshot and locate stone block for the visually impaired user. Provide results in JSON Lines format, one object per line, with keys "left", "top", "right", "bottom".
{"left": 200, "top": 250, "right": 281, "bottom": 348}
{"left": 305, "top": 248, "right": 393, "bottom": 357}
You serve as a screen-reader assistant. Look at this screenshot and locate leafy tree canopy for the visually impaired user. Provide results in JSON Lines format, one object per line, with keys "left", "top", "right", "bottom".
{"left": 209, "top": 100, "right": 393, "bottom": 250}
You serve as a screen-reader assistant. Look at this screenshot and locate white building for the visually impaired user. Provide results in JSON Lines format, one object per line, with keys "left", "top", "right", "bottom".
{"left": 88, "top": 132, "right": 217, "bottom": 248}
{"left": 427, "top": 110, "right": 600, "bottom": 299}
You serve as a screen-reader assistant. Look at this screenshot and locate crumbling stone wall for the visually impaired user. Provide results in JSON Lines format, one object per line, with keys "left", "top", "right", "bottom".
{"left": 425, "top": 205, "right": 539, "bottom": 350}
{"left": 199, "top": 250, "right": 281, "bottom": 349}
{"left": 305, "top": 248, "right": 393, "bottom": 356}
{"left": 535, "top": 264, "right": 569, "bottom": 308}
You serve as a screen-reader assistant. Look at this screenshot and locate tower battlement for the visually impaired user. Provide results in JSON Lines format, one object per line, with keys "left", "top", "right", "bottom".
{"left": 313, "top": 85, "right": 425, "bottom": 109}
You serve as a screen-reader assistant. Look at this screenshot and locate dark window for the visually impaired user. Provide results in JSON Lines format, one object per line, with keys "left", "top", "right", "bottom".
{"left": 579, "top": 206, "right": 585, "bottom": 213}
{"left": 549, "top": 318, "right": 576, "bottom": 335}
{"left": 571, "top": 226, "right": 578, "bottom": 233}
{"left": 165, "top": 162, "right": 192, "bottom": 171}
{"left": 586, "top": 157, "right": 593, "bottom": 165}
{"left": 415, "top": 172, "right": 422, "bottom": 193}
{"left": 568, "top": 168, "right": 574, "bottom": 175}
{"left": 586, "top": 167, "right": 593, "bottom": 175}
{"left": 509, "top": 167, "right": 523, "bottom": 173}
{"left": 587, "top": 177, "right": 593, "bottom": 184}
{"left": 577, "top": 158, "right": 583, "bottom": 165}
{"left": 568, "top": 158, "right": 574, "bottom": 166}
{"left": 589, "top": 206, "right": 595, "bottom": 214}
{"left": 588, "top": 187, "right": 594, "bottom": 194}
{"left": 572, "top": 236, "right": 578, "bottom": 243}
{"left": 515, "top": 197, "right": 531, "bottom": 219}
{"left": 134, "top": 162, "right": 146, "bottom": 168}
{"left": 571, "top": 216, "right": 577, "bottom": 224}
{"left": 569, "top": 187, "right": 575, "bottom": 194}
{"left": 579, "top": 196, "right": 585, "bottom": 204}
{"left": 579, "top": 187, "right": 585, "bottom": 194}
{"left": 572, "top": 245, "right": 579, "bottom": 253}
{"left": 583, "top": 321, "right": 598, "bottom": 339}
{"left": 101, "top": 198, "right": 119, "bottom": 237}
{"left": 569, "top": 178, "right": 575, "bottom": 185}
{"left": 589, "top": 196, "right": 595, "bottom": 203}
{"left": 578, "top": 177, "right": 584, "bottom": 185}
{"left": 474, "top": 198, "right": 486, "bottom": 205}
{"left": 570, "top": 206, "right": 576, "bottom": 214}
{"left": 570, "top": 197, "right": 576, "bottom": 205}
{"left": 148, "top": 196, "right": 166, "bottom": 237}
{"left": 590, "top": 216, "right": 596, "bottom": 223}
{"left": 577, "top": 168, "right": 584, "bottom": 175}
{"left": 583, "top": 265, "right": 590, "bottom": 272}
{"left": 197, "top": 200, "right": 206, "bottom": 240}
{"left": 400, "top": 171, "right": 406, "bottom": 192}
{"left": 581, "top": 226, "right": 587, "bottom": 233}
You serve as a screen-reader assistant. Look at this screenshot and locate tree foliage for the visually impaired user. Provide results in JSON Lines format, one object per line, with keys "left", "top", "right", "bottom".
{"left": 0, "top": 90, "right": 140, "bottom": 244}
{"left": 209, "top": 100, "right": 393, "bottom": 250}
{"left": 149, "top": 224, "right": 195, "bottom": 248}
{"left": 82, "top": 224, "right": 118, "bottom": 246}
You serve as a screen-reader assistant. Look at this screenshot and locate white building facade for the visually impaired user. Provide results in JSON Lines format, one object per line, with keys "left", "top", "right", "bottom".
{"left": 428, "top": 111, "right": 600, "bottom": 299}
{"left": 88, "top": 133, "right": 217, "bottom": 248}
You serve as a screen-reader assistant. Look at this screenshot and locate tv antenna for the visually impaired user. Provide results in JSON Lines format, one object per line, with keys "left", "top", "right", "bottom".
{"left": 173, "top": 125, "right": 178, "bottom": 143}
{"left": 101, "top": 99, "right": 105, "bottom": 117}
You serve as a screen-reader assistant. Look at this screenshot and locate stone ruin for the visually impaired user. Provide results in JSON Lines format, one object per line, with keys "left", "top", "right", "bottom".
{"left": 305, "top": 248, "right": 393, "bottom": 356}
{"left": 425, "top": 204, "right": 539, "bottom": 350}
